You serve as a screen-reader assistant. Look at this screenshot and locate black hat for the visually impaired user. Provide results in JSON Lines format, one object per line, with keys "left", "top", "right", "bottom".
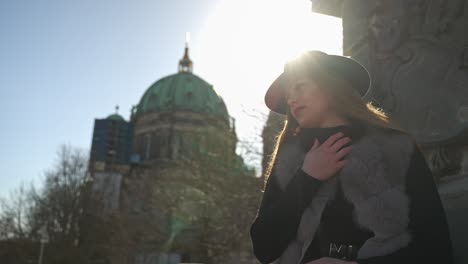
{"left": 264, "top": 50, "right": 371, "bottom": 115}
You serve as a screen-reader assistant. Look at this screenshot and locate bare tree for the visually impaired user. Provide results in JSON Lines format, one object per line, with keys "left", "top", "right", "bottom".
{"left": 0, "top": 145, "right": 98, "bottom": 263}
{"left": 0, "top": 183, "right": 39, "bottom": 240}
{"left": 35, "top": 145, "right": 89, "bottom": 244}
{"left": 1, "top": 136, "right": 266, "bottom": 264}
{"left": 119, "top": 151, "right": 260, "bottom": 263}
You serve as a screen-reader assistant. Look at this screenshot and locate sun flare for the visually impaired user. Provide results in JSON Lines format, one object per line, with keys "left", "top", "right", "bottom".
{"left": 196, "top": 0, "right": 343, "bottom": 171}
{"left": 198, "top": 0, "right": 342, "bottom": 106}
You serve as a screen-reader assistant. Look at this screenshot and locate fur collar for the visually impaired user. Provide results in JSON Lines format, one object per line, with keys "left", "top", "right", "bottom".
{"left": 273, "top": 127, "right": 415, "bottom": 263}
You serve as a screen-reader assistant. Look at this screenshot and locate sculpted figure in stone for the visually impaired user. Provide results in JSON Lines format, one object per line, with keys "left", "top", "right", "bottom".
{"left": 366, "top": 0, "right": 468, "bottom": 144}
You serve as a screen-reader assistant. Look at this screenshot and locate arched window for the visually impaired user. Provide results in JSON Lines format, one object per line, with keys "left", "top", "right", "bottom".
{"left": 151, "top": 135, "right": 160, "bottom": 159}
{"left": 144, "top": 134, "right": 151, "bottom": 160}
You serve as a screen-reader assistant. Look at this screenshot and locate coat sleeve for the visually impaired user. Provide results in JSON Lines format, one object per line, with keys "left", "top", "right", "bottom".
{"left": 357, "top": 148, "right": 453, "bottom": 264}
{"left": 250, "top": 168, "right": 322, "bottom": 264}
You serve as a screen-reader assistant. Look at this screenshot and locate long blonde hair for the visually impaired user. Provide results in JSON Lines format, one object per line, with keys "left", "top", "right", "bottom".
{"left": 264, "top": 63, "right": 404, "bottom": 184}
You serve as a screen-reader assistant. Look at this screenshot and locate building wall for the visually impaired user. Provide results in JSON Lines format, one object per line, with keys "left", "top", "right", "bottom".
{"left": 311, "top": 1, "right": 468, "bottom": 262}
{"left": 132, "top": 111, "right": 237, "bottom": 165}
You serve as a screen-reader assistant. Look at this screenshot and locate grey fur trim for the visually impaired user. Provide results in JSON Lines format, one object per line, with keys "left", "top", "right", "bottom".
{"left": 274, "top": 136, "right": 306, "bottom": 191}
{"left": 272, "top": 128, "right": 415, "bottom": 263}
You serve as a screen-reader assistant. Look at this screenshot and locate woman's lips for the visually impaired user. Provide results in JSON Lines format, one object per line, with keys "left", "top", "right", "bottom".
{"left": 293, "top": 106, "right": 305, "bottom": 116}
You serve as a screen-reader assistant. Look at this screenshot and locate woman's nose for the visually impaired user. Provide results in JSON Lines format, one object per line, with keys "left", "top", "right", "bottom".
{"left": 287, "top": 95, "right": 297, "bottom": 108}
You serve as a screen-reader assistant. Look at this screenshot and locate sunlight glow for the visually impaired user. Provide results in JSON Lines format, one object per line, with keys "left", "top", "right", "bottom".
{"left": 196, "top": 0, "right": 343, "bottom": 172}
{"left": 185, "top": 31, "right": 190, "bottom": 45}
{"left": 198, "top": 0, "right": 342, "bottom": 108}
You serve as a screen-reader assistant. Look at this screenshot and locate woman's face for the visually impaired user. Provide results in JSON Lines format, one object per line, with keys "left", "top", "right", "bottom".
{"left": 286, "top": 77, "right": 332, "bottom": 128}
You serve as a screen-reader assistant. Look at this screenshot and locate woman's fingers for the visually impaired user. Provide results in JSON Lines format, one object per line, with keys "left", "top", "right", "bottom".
{"left": 336, "top": 159, "right": 347, "bottom": 169}
{"left": 311, "top": 138, "right": 320, "bottom": 150}
{"left": 321, "top": 132, "right": 344, "bottom": 148}
{"left": 336, "top": 145, "right": 352, "bottom": 160}
{"left": 303, "top": 133, "right": 352, "bottom": 180}
{"left": 330, "top": 136, "right": 352, "bottom": 152}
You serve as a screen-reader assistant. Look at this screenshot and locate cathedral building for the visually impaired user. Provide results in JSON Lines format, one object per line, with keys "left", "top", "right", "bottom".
{"left": 87, "top": 44, "right": 257, "bottom": 264}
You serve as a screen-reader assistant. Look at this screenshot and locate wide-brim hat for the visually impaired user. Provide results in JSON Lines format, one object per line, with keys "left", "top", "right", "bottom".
{"left": 264, "top": 50, "right": 371, "bottom": 115}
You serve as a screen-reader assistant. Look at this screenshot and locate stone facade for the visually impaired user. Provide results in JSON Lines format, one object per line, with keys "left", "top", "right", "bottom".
{"left": 133, "top": 111, "right": 237, "bottom": 164}
{"left": 311, "top": 1, "right": 468, "bottom": 174}
{"left": 88, "top": 46, "right": 258, "bottom": 264}
{"left": 308, "top": 1, "right": 468, "bottom": 262}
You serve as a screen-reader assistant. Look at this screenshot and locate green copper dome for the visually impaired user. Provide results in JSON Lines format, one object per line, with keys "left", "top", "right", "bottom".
{"left": 137, "top": 72, "right": 229, "bottom": 122}
{"left": 106, "top": 113, "right": 125, "bottom": 121}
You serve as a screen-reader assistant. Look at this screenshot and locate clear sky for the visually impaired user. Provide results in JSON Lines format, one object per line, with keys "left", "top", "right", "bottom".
{"left": 0, "top": 0, "right": 342, "bottom": 197}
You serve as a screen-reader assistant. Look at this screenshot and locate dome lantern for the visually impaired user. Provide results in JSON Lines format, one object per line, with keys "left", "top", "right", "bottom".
{"left": 178, "top": 32, "right": 193, "bottom": 73}
{"left": 106, "top": 105, "right": 125, "bottom": 121}
{"left": 136, "top": 35, "right": 230, "bottom": 125}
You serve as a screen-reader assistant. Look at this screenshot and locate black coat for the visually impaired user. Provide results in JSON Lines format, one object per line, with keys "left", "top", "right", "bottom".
{"left": 250, "top": 125, "right": 453, "bottom": 264}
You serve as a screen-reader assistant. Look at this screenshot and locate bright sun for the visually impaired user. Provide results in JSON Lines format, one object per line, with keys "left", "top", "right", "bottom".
{"left": 198, "top": 0, "right": 342, "bottom": 108}
{"left": 196, "top": 0, "right": 342, "bottom": 172}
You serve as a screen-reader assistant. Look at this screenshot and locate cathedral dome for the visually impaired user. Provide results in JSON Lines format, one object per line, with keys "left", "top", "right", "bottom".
{"left": 136, "top": 45, "right": 229, "bottom": 123}
{"left": 106, "top": 113, "right": 125, "bottom": 121}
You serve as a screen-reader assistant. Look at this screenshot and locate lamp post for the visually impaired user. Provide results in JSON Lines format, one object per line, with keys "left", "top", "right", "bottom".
{"left": 38, "top": 226, "right": 49, "bottom": 264}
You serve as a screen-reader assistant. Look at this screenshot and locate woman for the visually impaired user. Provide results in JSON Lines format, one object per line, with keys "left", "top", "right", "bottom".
{"left": 250, "top": 51, "right": 453, "bottom": 264}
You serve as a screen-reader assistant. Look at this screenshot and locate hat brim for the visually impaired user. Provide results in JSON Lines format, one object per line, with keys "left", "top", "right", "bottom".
{"left": 264, "top": 72, "right": 289, "bottom": 115}
{"left": 264, "top": 53, "right": 371, "bottom": 115}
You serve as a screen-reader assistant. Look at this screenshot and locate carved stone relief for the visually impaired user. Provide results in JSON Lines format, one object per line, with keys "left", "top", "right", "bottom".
{"left": 309, "top": 2, "right": 468, "bottom": 262}
{"left": 338, "top": 0, "right": 468, "bottom": 145}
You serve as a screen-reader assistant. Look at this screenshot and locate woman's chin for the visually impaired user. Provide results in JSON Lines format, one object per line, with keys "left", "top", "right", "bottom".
{"left": 298, "top": 120, "right": 318, "bottom": 128}
{"left": 295, "top": 115, "right": 321, "bottom": 128}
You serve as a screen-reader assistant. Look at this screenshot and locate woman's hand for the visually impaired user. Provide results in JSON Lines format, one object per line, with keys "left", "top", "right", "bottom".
{"left": 305, "top": 257, "right": 357, "bottom": 264}
{"left": 301, "top": 132, "right": 352, "bottom": 181}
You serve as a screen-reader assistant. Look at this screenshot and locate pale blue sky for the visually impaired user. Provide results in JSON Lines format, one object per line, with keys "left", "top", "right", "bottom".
{"left": 0, "top": 0, "right": 218, "bottom": 196}
{"left": 0, "top": 0, "right": 342, "bottom": 197}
